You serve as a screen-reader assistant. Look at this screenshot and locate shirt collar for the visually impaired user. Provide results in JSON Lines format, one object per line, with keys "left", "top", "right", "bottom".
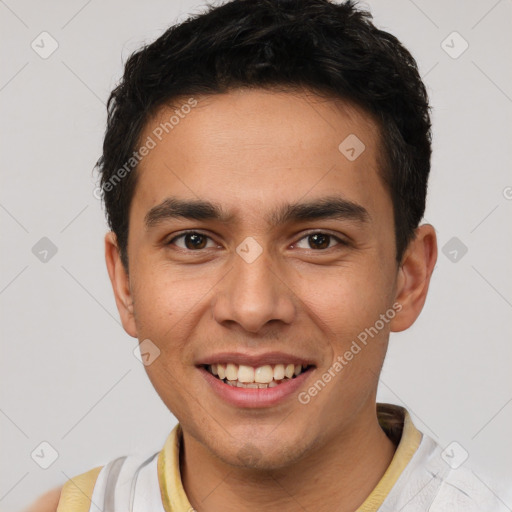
{"left": 157, "top": 403, "right": 422, "bottom": 512}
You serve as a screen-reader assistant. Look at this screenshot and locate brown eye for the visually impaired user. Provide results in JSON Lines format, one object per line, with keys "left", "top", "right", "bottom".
{"left": 170, "top": 232, "right": 215, "bottom": 250}
{"left": 308, "top": 233, "right": 330, "bottom": 249}
{"left": 294, "top": 232, "right": 345, "bottom": 250}
{"left": 184, "top": 233, "right": 207, "bottom": 249}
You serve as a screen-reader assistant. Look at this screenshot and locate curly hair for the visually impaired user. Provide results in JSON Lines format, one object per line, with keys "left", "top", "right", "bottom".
{"left": 97, "top": 0, "right": 432, "bottom": 269}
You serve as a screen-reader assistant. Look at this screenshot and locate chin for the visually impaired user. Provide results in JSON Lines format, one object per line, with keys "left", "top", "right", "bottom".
{"left": 213, "top": 436, "right": 310, "bottom": 472}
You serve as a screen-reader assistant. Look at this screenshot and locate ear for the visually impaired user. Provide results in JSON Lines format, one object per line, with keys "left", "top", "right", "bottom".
{"left": 390, "top": 224, "right": 437, "bottom": 332}
{"left": 105, "top": 231, "right": 138, "bottom": 338}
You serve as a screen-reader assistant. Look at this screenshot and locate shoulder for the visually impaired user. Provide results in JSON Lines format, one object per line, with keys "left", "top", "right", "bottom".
{"left": 30, "top": 446, "right": 164, "bottom": 512}
{"left": 24, "top": 465, "right": 103, "bottom": 512}
{"left": 429, "top": 463, "right": 510, "bottom": 512}
{"left": 56, "top": 465, "right": 103, "bottom": 512}
{"left": 53, "top": 451, "right": 163, "bottom": 511}
{"left": 395, "top": 434, "right": 509, "bottom": 512}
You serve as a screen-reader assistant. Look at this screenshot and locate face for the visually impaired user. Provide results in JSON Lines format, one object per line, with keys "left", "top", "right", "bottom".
{"left": 107, "top": 88, "right": 424, "bottom": 470}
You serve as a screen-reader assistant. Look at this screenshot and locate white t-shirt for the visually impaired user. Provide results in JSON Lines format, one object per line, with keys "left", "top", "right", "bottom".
{"left": 56, "top": 404, "right": 509, "bottom": 511}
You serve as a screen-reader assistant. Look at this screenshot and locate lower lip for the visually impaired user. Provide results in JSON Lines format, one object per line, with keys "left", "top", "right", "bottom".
{"left": 198, "top": 366, "right": 314, "bottom": 408}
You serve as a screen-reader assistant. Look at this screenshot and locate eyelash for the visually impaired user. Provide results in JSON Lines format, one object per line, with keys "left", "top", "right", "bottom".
{"left": 166, "top": 230, "right": 348, "bottom": 252}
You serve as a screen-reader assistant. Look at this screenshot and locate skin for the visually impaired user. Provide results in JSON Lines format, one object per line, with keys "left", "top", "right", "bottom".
{"left": 28, "top": 88, "right": 437, "bottom": 512}
{"left": 22, "top": 486, "right": 62, "bottom": 512}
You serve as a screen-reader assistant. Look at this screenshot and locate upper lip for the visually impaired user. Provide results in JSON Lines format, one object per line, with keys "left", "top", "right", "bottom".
{"left": 196, "top": 351, "right": 316, "bottom": 368}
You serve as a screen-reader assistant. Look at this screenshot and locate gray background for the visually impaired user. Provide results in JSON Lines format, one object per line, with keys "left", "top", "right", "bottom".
{"left": 1, "top": 0, "right": 511, "bottom": 510}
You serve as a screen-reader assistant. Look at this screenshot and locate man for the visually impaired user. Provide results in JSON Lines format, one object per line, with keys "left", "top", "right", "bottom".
{"left": 28, "top": 0, "right": 506, "bottom": 510}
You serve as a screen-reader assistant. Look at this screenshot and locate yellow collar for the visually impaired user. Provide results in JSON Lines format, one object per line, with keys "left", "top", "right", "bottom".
{"left": 356, "top": 404, "right": 422, "bottom": 511}
{"left": 157, "top": 403, "right": 422, "bottom": 512}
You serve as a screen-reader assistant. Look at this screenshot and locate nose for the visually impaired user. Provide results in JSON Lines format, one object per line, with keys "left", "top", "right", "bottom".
{"left": 212, "top": 246, "right": 296, "bottom": 334}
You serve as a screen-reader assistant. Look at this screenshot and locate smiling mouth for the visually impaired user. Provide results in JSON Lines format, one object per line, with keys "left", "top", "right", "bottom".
{"left": 203, "top": 363, "right": 313, "bottom": 389}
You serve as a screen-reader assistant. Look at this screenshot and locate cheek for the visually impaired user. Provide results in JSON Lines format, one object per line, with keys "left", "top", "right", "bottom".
{"left": 130, "top": 265, "right": 205, "bottom": 349}
{"left": 131, "top": 268, "right": 204, "bottom": 414}
{"left": 134, "top": 260, "right": 205, "bottom": 311}
{"left": 297, "top": 261, "right": 393, "bottom": 341}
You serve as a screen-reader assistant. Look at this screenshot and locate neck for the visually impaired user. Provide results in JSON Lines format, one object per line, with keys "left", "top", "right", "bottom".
{"left": 181, "top": 407, "right": 396, "bottom": 512}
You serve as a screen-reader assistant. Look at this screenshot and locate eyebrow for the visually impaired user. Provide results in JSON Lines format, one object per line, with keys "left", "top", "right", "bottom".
{"left": 144, "top": 195, "right": 370, "bottom": 229}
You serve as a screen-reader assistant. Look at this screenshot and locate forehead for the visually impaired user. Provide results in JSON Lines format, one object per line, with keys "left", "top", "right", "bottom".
{"left": 133, "top": 88, "right": 388, "bottom": 223}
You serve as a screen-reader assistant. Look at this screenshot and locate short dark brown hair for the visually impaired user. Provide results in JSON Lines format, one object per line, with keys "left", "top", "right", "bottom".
{"left": 97, "top": 0, "right": 431, "bottom": 269}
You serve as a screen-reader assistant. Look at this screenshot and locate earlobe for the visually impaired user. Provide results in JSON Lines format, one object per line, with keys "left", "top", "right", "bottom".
{"left": 104, "top": 232, "right": 138, "bottom": 338}
{"left": 390, "top": 224, "right": 437, "bottom": 332}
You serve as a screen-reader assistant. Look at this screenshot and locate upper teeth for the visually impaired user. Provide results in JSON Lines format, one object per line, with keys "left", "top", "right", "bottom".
{"left": 209, "top": 363, "right": 304, "bottom": 383}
